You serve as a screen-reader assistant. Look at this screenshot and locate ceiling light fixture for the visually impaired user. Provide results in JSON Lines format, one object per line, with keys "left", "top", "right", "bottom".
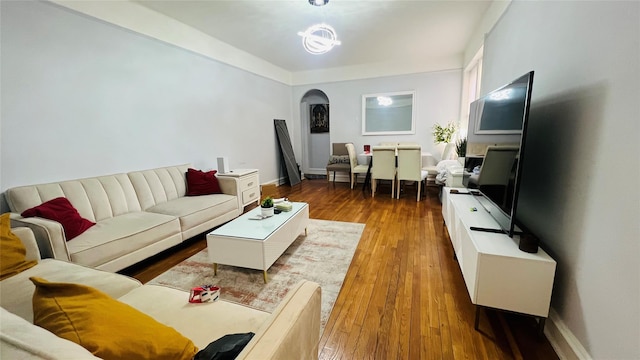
{"left": 308, "top": 0, "right": 329, "bottom": 6}
{"left": 297, "top": 23, "right": 341, "bottom": 55}
{"left": 377, "top": 96, "right": 393, "bottom": 106}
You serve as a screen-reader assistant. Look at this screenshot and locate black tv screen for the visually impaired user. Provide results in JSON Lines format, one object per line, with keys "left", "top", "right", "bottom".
{"left": 462, "top": 71, "right": 534, "bottom": 236}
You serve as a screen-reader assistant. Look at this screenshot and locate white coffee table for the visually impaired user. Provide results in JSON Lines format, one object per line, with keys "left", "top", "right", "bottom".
{"left": 206, "top": 202, "right": 309, "bottom": 283}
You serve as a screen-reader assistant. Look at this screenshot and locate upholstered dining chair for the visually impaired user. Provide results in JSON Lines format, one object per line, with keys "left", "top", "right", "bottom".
{"left": 371, "top": 145, "right": 397, "bottom": 198}
{"left": 396, "top": 144, "right": 429, "bottom": 201}
{"left": 345, "top": 143, "right": 369, "bottom": 189}
{"left": 467, "top": 145, "right": 519, "bottom": 206}
{"left": 326, "top": 143, "right": 351, "bottom": 183}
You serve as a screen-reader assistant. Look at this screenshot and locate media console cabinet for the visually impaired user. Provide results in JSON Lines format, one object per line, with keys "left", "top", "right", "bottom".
{"left": 442, "top": 187, "right": 556, "bottom": 334}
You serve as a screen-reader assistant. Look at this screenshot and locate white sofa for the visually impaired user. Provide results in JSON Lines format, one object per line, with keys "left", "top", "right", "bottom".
{"left": 5, "top": 164, "right": 242, "bottom": 272}
{"left": 1, "top": 227, "right": 322, "bottom": 359}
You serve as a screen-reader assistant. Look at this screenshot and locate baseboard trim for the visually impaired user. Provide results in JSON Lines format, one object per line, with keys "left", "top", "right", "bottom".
{"left": 545, "top": 308, "right": 591, "bottom": 360}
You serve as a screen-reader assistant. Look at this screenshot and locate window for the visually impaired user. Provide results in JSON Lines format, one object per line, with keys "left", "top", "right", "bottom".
{"left": 459, "top": 46, "right": 483, "bottom": 139}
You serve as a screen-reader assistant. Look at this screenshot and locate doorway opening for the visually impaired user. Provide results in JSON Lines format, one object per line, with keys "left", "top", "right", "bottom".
{"left": 300, "top": 89, "right": 330, "bottom": 178}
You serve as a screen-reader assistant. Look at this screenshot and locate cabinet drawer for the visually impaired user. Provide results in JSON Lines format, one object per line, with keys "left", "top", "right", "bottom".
{"left": 239, "top": 174, "right": 258, "bottom": 192}
{"left": 242, "top": 188, "right": 259, "bottom": 205}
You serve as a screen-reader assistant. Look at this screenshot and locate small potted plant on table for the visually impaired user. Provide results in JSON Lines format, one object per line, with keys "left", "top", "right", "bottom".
{"left": 261, "top": 196, "right": 274, "bottom": 217}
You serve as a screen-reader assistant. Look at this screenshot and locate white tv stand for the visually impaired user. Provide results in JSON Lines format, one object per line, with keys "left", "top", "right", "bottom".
{"left": 441, "top": 188, "right": 556, "bottom": 334}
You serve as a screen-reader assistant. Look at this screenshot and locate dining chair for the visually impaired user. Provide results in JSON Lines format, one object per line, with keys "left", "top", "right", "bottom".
{"left": 467, "top": 145, "right": 519, "bottom": 206}
{"left": 325, "top": 143, "right": 351, "bottom": 183}
{"left": 345, "top": 143, "right": 369, "bottom": 189}
{"left": 371, "top": 145, "right": 397, "bottom": 198}
{"left": 396, "top": 144, "right": 429, "bottom": 201}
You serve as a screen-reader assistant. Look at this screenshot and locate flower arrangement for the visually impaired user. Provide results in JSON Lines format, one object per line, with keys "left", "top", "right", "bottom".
{"left": 432, "top": 122, "right": 457, "bottom": 144}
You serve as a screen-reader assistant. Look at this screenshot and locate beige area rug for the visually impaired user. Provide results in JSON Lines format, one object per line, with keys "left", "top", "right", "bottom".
{"left": 148, "top": 219, "right": 365, "bottom": 331}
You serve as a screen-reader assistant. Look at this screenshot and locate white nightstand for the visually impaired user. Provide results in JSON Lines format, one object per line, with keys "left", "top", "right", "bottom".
{"left": 217, "top": 169, "right": 260, "bottom": 207}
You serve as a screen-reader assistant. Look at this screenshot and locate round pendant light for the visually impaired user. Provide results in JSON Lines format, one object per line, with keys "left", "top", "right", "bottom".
{"left": 297, "top": 23, "right": 341, "bottom": 55}
{"left": 308, "top": 0, "right": 329, "bottom": 6}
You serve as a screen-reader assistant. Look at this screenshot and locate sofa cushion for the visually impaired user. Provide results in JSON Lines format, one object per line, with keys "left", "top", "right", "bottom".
{"left": 186, "top": 168, "right": 222, "bottom": 196}
{"left": 145, "top": 194, "right": 238, "bottom": 232}
{"left": 128, "top": 164, "right": 191, "bottom": 210}
{"left": 118, "top": 285, "right": 270, "bottom": 350}
{"left": 0, "top": 214, "right": 37, "bottom": 280}
{"left": 31, "top": 277, "right": 198, "bottom": 360}
{"left": 5, "top": 174, "right": 142, "bottom": 222}
{"left": 67, "top": 212, "right": 181, "bottom": 268}
{"left": 1, "top": 307, "right": 100, "bottom": 359}
{"left": 21, "top": 197, "right": 95, "bottom": 240}
{"left": 0, "top": 259, "right": 141, "bottom": 323}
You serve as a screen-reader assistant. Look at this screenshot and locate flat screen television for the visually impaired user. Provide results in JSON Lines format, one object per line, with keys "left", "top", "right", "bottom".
{"left": 462, "top": 71, "right": 534, "bottom": 237}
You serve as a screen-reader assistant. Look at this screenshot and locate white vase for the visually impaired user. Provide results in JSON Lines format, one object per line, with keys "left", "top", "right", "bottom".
{"left": 458, "top": 157, "right": 465, "bottom": 166}
{"left": 261, "top": 207, "right": 274, "bottom": 217}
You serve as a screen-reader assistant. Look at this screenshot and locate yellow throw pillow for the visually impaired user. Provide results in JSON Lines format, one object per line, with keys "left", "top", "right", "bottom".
{"left": 0, "top": 213, "right": 37, "bottom": 280}
{"left": 30, "top": 277, "right": 198, "bottom": 360}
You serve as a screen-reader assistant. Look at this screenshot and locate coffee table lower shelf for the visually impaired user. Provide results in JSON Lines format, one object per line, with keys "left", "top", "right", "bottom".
{"left": 206, "top": 202, "right": 309, "bottom": 283}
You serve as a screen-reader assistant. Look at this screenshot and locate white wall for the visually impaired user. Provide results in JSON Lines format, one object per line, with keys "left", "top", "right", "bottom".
{"left": 292, "top": 70, "right": 462, "bottom": 167}
{"left": 0, "top": 0, "right": 292, "bottom": 210}
{"left": 482, "top": 2, "right": 639, "bottom": 358}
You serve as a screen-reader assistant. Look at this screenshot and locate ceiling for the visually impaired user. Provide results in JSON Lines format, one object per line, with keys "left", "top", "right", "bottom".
{"left": 134, "top": 0, "right": 493, "bottom": 73}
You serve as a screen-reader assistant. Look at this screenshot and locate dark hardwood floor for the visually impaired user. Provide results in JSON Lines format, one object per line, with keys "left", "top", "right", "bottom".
{"left": 122, "top": 179, "right": 558, "bottom": 360}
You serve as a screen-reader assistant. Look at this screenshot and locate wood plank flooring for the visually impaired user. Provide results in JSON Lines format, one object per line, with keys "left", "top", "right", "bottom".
{"left": 121, "top": 179, "right": 559, "bottom": 360}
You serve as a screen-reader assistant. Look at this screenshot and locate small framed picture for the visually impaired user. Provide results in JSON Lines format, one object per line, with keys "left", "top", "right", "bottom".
{"left": 310, "top": 104, "right": 329, "bottom": 133}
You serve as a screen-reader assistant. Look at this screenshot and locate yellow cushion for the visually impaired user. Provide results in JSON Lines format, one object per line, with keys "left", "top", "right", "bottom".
{"left": 0, "top": 213, "right": 37, "bottom": 280}
{"left": 30, "top": 277, "right": 198, "bottom": 360}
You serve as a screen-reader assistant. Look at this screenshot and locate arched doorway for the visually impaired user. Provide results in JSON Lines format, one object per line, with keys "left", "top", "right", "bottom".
{"left": 300, "top": 89, "right": 330, "bottom": 178}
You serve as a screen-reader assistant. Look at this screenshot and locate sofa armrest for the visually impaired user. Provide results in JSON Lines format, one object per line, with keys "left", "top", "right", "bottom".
{"left": 9, "top": 227, "right": 41, "bottom": 262}
{"left": 9, "top": 214, "right": 70, "bottom": 261}
{"left": 217, "top": 176, "right": 238, "bottom": 196}
{"left": 238, "top": 280, "right": 321, "bottom": 360}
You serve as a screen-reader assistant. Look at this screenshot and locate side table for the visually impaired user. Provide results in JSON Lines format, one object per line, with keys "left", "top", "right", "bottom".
{"left": 218, "top": 169, "right": 260, "bottom": 208}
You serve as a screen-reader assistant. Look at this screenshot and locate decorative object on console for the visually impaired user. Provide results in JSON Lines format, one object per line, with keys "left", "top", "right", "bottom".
{"left": 21, "top": 197, "right": 95, "bottom": 240}
{"left": 260, "top": 197, "right": 274, "bottom": 217}
{"left": 186, "top": 168, "right": 222, "bottom": 196}
{"left": 518, "top": 233, "right": 539, "bottom": 253}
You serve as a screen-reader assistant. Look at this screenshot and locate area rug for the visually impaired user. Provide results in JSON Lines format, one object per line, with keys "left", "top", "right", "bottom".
{"left": 148, "top": 219, "right": 365, "bottom": 331}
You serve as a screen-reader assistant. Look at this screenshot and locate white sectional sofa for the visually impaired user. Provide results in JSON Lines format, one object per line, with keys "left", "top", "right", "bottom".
{"left": 5, "top": 164, "right": 242, "bottom": 272}
{"left": 1, "top": 227, "right": 322, "bottom": 359}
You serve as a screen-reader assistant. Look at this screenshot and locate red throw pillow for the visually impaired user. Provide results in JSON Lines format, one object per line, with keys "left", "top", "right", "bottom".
{"left": 21, "top": 197, "right": 95, "bottom": 241}
{"left": 186, "top": 168, "right": 222, "bottom": 196}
